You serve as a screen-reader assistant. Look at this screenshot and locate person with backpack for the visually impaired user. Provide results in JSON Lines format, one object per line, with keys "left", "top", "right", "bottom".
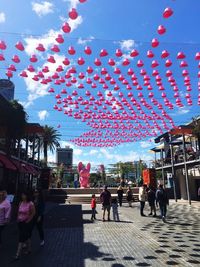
{"left": 156, "top": 184, "right": 169, "bottom": 222}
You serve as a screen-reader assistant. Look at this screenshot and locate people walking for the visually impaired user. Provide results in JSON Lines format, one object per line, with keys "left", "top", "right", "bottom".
{"left": 0, "top": 189, "right": 11, "bottom": 247}
{"left": 126, "top": 186, "right": 133, "bottom": 207}
{"left": 100, "top": 186, "right": 111, "bottom": 222}
{"left": 117, "top": 186, "right": 124, "bottom": 207}
{"left": 91, "top": 194, "right": 96, "bottom": 221}
{"left": 14, "top": 191, "right": 35, "bottom": 260}
{"left": 156, "top": 184, "right": 169, "bottom": 222}
{"left": 111, "top": 198, "right": 119, "bottom": 221}
{"left": 31, "top": 190, "right": 45, "bottom": 246}
{"left": 147, "top": 186, "right": 157, "bottom": 217}
{"left": 139, "top": 184, "right": 147, "bottom": 216}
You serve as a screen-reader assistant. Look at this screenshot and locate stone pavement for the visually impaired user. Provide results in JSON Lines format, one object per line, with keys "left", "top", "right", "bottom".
{"left": 0, "top": 201, "right": 200, "bottom": 267}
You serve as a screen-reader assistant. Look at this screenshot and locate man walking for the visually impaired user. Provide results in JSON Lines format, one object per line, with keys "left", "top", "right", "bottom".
{"left": 139, "top": 184, "right": 147, "bottom": 216}
{"left": 100, "top": 186, "right": 111, "bottom": 222}
{"left": 156, "top": 184, "right": 169, "bottom": 222}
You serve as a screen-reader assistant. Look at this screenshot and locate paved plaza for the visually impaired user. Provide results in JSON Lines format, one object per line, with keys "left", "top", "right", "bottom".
{"left": 0, "top": 201, "right": 200, "bottom": 267}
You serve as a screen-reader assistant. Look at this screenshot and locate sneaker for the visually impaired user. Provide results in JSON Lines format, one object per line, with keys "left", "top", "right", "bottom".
{"left": 40, "top": 240, "right": 45, "bottom": 246}
{"left": 153, "top": 214, "right": 157, "bottom": 217}
{"left": 102, "top": 218, "right": 105, "bottom": 222}
{"left": 148, "top": 213, "right": 152, "bottom": 216}
{"left": 162, "top": 216, "right": 166, "bottom": 222}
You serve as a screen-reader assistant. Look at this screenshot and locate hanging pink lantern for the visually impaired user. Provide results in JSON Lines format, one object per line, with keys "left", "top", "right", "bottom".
{"left": 69, "top": 8, "right": 78, "bottom": 20}
{"left": 68, "top": 46, "right": 76, "bottom": 55}
{"left": 55, "top": 34, "right": 64, "bottom": 44}
{"left": 163, "top": 7, "right": 173, "bottom": 18}
{"left": 0, "top": 54, "right": 5, "bottom": 61}
{"left": 84, "top": 46, "right": 92, "bottom": 55}
{"left": 165, "top": 59, "right": 172, "bottom": 67}
{"left": 30, "top": 55, "right": 38, "bottom": 63}
{"left": 101, "top": 68, "right": 107, "bottom": 75}
{"left": 115, "top": 49, "right": 122, "bottom": 57}
{"left": 148, "top": 92, "right": 154, "bottom": 98}
{"left": 5, "top": 70, "right": 13, "bottom": 78}
{"left": 62, "top": 22, "right": 71, "bottom": 33}
{"left": 51, "top": 45, "right": 60, "bottom": 52}
{"left": 77, "top": 57, "right": 85, "bottom": 65}
{"left": 71, "top": 77, "right": 77, "bottom": 83}
{"left": 151, "top": 60, "right": 159, "bottom": 68}
{"left": 137, "top": 60, "right": 144, "bottom": 67}
{"left": 27, "top": 65, "right": 35, "bottom": 72}
{"left": 108, "top": 58, "right": 115, "bottom": 66}
{"left": 152, "top": 70, "right": 159, "bottom": 76}
{"left": 48, "top": 88, "right": 55, "bottom": 93}
{"left": 78, "top": 83, "right": 84, "bottom": 89}
{"left": 129, "top": 49, "right": 138, "bottom": 57}
{"left": 140, "top": 69, "right": 146, "bottom": 75}
{"left": 0, "top": 41, "right": 6, "bottom": 50}
{"left": 114, "top": 68, "right": 121, "bottom": 74}
{"left": 48, "top": 55, "right": 56, "bottom": 63}
{"left": 12, "top": 55, "right": 20, "bottom": 63}
{"left": 100, "top": 49, "right": 108, "bottom": 57}
{"left": 165, "top": 70, "right": 172, "bottom": 77}
{"left": 103, "top": 84, "right": 108, "bottom": 89}
{"left": 114, "top": 85, "right": 119, "bottom": 91}
{"left": 91, "top": 83, "right": 97, "bottom": 88}
{"left": 8, "top": 65, "right": 16, "bottom": 72}
{"left": 195, "top": 52, "right": 200, "bottom": 60}
{"left": 180, "top": 61, "right": 188, "bottom": 67}
{"left": 93, "top": 74, "right": 100, "bottom": 80}
{"left": 94, "top": 58, "right": 101, "bottom": 66}
{"left": 20, "top": 71, "right": 28, "bottom": 78}
{"left": 15, "top": 41, "right": 24, "bottom": 51}
{"left": 147, "top": 50, "right": 154, "bottom": 58}
{"left": 79, "top": 0, "right": 87, "bottom": 3}
{"left": 182, "top": 69, "right": 188, "bottom": 76}
{"left": 105, "top": 74, "right": 111, "bottom": 81}
{"left": 37, "top": 71, "right": 44, "bottom": 78}
{"left": 122, "top": 58, "right": 130, "bottom": 66}
{"left": 157, "top": 25, "right": 166, "bottom": 35}
{"left": 161, "top": 50, "right": 169, "bottom": 58}
{"left": 63, "top": 58, "right": 70, "bottom": 65}
{"left": 36, "top": 43, "right": 45, "bottom": 52}
{"left": 86, "top": 78, "right": 92, "bottom": 84}
{"left": 127, "top": 68, "right": 134, "bottom": 75}
{"left": 177, "top": 52, "right": 185, "bottom": 59}
{"left": 151, "top": 38, "right": 159, "bottom": 48}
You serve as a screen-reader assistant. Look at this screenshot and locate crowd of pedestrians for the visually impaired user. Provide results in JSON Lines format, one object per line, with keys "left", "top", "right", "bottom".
{"left": 0, "top": 188, "right": 45, "bottom": 261}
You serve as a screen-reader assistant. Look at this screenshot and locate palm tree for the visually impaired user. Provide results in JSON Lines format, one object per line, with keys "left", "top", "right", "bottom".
{"left": 40, "top": 125, "right": 61, "bottom": 165}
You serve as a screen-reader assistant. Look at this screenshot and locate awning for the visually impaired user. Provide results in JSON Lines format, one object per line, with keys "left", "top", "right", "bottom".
{"left": 12, "top": 159, "right": 27, "bottom": 173}
{"left": 0, "top": 154, "right": 17, "bottom": 170}
{"left": 25, "top": 164, "right": 40, "bottom": 176}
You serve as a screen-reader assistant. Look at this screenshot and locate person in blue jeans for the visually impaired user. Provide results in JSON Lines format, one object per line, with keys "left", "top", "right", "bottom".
{"left": 156, "top": 184, "right": 169, "bottom": 222}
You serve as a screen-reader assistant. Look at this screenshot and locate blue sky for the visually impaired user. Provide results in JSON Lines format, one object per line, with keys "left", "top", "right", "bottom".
{"left": 0, "top": 0, "right": 200, "bottom": 169}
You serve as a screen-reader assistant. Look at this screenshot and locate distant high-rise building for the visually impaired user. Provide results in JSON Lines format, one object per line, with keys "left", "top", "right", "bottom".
{"left": 56, "top": 146, "right": 73, "bottom": 167}
{"left": 0, "top": 79, "right": 15, "bottom": 101}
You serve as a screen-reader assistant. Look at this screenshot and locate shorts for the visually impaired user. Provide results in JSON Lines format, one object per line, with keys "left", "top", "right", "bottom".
{"left": 103, "top": 205, "right": 111, "bottom": 212}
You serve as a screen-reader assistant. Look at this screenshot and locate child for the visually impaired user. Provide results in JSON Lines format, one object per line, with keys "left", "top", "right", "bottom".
{"left": 111, "top": 198, "right": 119, "bottom": 221}
{"left": 91, "top": 194, "right": 96, "bottom": 221}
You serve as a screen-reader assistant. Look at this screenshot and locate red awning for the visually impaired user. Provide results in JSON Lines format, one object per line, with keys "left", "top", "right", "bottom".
{"left": 25, "top": 164, "right": 39, "bottom": 175}
{"left": 0, "top": 154, "right": 17, "bottom": 171}
{"left": 12, "top": 159, "right": 27, "bottom": 173}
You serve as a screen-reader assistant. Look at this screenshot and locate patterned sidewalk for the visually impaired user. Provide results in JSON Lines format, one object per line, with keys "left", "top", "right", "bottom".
{"left": 0, "top": 201, "right": 200, "bottom": 267}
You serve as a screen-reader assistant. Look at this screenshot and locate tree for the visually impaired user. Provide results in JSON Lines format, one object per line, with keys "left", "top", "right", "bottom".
{"left": 40, "top": 125, "right": 61, "bottom": 165}
{"left": 192, "top": 116, "right": 200, "bottom": 150}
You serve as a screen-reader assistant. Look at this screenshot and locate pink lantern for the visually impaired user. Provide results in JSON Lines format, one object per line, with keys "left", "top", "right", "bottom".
{"left": 151, "top": 60, "right": 159, "bottom": 68}
{"left": 77, "top": 57, "right": 85, "bottom": 65}
{"left": 0, "top": 54, "right": 5, "bottom": 61}
{"left": 161, "top": 50, "right": 169, "bottom": 58}
{"left": 108, "top": 58, "right": 115, "bottom": 66}
{"left": 51, "top": 45, "right": 60, "bottom": 52}
{"left": 15, "top": 41, "right": 24, "bottom": 51}
{"left": 115, "top": 49, "right": 122, "bottom": 57}
{"left": 62, "top": 22, "right": 71, "bottom": 33}
{"left": 55, "top": 34, "right": 64, "bottom": 44}
{"left": 137, "top": 60, "right": 144, "bottom": 67}
{"left": 94, "top": 58, "right": 101, "bottom": 66}
{"left": 152, "top": 70, "right": 159, "bottom": 76}
{"left": 0, "top": 41, "right": 6, "bottom": 50}
{"left": 48, "top": 88, "right": 55, "bottom": 93}
{"left": 8, "top": 65, "right": 16, "bottom": 72}
{"left": 180, "top": 61, "right": 188, "bottom": 67}
{"left": 30, "top": 55, "right": 38, "bottom": 63}
{"left": 147, "top": 50, "right": 154, "bottom": 58}
{"left": 68, "top": 46, "right": 76, "bottom": 55}
{"left": 100, "top": 49, "right": 108, "bottom": 57}
{"left": 84, "top": 46, "right": 92, "bottom": 55}
{"left": 157, "top": 25, "right": 166, "bottom": 35}
{"left": 93, "top": 74, "right": 100, "bottom": 80}
{"left": 114, "top": 68, "right": 121, "bottom": 74}
{"left": 63, "top": 58, "right": 70, "bottom": 65}
{"left": 36, "top": 43, "right": 45, "bottom": 52}
{"left": 48, "top": 55, "right": 56, "bottom": 63}
{"left": 122, "top": 58, "right": 130, "bottom": 66}
{"left": 166, "top": 70, "right": 172, "bottom": 77}
{"left": 163, "top": 7, "right": 173, "bottom": 18}
{"left": 130, "top": 49, "right": 139, "bottom": 57}
{"left": 195, "top": 52, "right": 200, "bottom": 60}
{"left": 20, "top": 71, "right": 28, "bottom": 78}
{"left": 69, "top": 8, "right": 78, "bottom": 20}
{"left": 177, "top": 52, "right": 185, "bottom": 59}
{"left": 165, "top": 59, "right": 172, "bottom": 67}
{"left": 12, "top": 55, "right": 20, "bottom": 63}
{"left": 151, "top": 38, "right": 159, "bottom": 48}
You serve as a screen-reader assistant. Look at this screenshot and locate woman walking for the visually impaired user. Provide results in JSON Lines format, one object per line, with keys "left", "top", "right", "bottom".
{"left": 31, "top": 189, "right": 45, "bottom": 246}
{"left": 0, "top": 189, "right": 11, "bottom": 247}
{"left": 14, "top": 191, "right": 35, "bottom": 260}
{"left": 117, "top": 186, "right": 124, "bottom": 207}
{"left": 126, "top": 186, "right": 133, "bottom": 207}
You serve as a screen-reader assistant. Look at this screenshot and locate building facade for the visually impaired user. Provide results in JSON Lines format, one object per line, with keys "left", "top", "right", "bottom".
{"left": 56, "top": 147, "right": 73, "bottom": 167}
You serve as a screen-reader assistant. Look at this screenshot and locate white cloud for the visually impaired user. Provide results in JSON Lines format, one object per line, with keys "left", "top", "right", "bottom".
{"left": 119, "top": 39, "right": 136, "bottom": 51}
{"left": 140, "top": 141, "right": 152, "bottom": 149}
{"left": 63, "top": 0, "right": 80, "bottom": 9}
{"left": 177, "top": 108, "right": 190, "bottom": 115}
{"left": 38, "top": 110, "right": 49, "bottom": 121}
{"left": 74, "top": 148, "right": 83, "bottom": 156}
{"left": 0, "top": 12, "right": 6, "bottom": 23}
{"left": 89, "top": 149, "right": 98, "bottom": 155}
{"left": 77, "top": 36, "right": 95, "bottom": 45}
{"left": 67, "top": 15, "right": 83, "bottom": 32}
{"left": 32, "top": 1, "right": 54, "bottom": 17}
